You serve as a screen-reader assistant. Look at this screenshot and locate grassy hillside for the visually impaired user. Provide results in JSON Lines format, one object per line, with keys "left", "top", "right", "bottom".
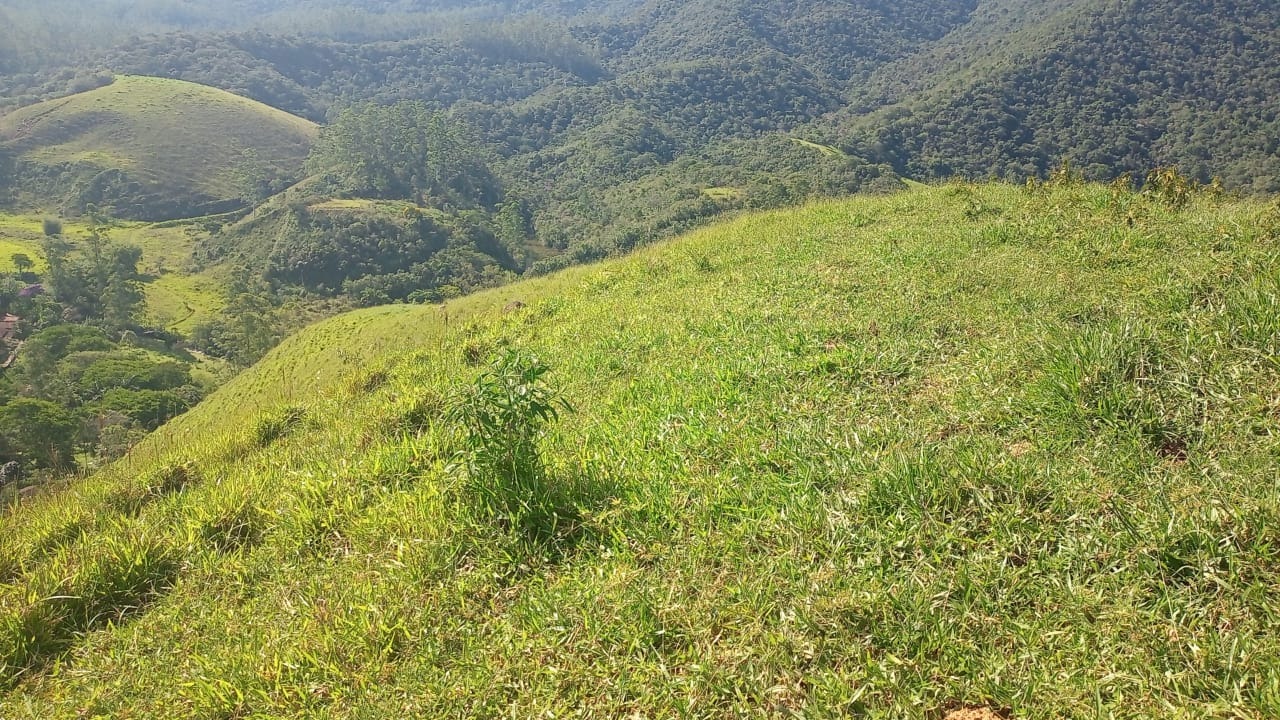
{"left": 0, "top": 75, "right": 318, "bottom": 220}
{"left": 2, "top": 182, "right": 1280, "bottom": 717}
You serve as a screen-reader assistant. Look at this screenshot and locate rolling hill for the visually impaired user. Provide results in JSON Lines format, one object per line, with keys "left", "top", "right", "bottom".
{"left": 3, "top": 180, "right": 1279, "bottom": 717}
{"left": 0, "top": 75, "right": 318, "bottom": 220}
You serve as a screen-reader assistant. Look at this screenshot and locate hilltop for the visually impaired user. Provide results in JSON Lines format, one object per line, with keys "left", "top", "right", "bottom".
{"left": 2, "top": 181, "right": 1278, "bottom": 717}
{"left": 0, "top": 75, "right": 318, "bottom": 220}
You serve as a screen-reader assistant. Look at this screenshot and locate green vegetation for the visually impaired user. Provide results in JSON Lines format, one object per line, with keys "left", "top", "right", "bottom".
{"left": 4, "top": 0, "right": 1275, "bottom": 330}
{"left": 832, "top": 0, "right": 1280, "bottom": 192}
{"left": 307, "top": 102, "right": 499, "bottom": 208}
{"left": 0, "top": 211, "right": 229, "bottom": 338}
{"left": 2, "top": 182, "right": 1278, "bottom": 716}
{"left": 0, "top": 1, "right": 1278, "bottom": 713}
{"left": 0, "top": 76, "right": 317, "bottom": 220}
{"left": 8, "top": 0, "right": 1272, "bottom": 291}
{"left": 448, "top": 348, "right": 575, "bottom": 542}
{"left": 791, "top": 138, "right": 846, "bottom": 157}
{"left": 0, "top": 223, "right": 218, "bottom": 476}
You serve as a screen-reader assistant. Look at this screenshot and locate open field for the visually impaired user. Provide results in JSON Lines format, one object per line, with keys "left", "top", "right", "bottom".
{"left": 142, "top": 270, "right": 226, "bottom": 334}
{"left": 790, "top": 137, "right": 847, "bottom": 157}
{"left": 2, "top": 182, "right": 1279, "bottom": 717}
{"left": 0, "top": 212, "right": 222, "bottom": 332}
{"left": 701, "top": 186, "right": 745, "bottom": 200}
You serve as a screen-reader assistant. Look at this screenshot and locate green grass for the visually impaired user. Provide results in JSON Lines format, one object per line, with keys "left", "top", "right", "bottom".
{"left": 142, "top": 270, "right": 225, "bottom": 334}
{"left": 790, "top": 137, "right": 846, "bottom": 157}
{"left": 0, "top": 211, "right": 223, "bottom": 334}
{"left": 701, "top": 186, "right": 746, "bottom": 201}
{"left": 0, "top": 75, "right": 318, "bottom": 215}
{"left": 2, "top": 182, "right": 1280, "bottom": 717}
{"left": 308, "top": 198, "right": 419, "bottom": 213}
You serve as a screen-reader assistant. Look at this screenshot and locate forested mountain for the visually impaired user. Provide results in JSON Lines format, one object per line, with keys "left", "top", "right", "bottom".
{"left": 831, "top": 0, "right": 1280, "bottom": 192}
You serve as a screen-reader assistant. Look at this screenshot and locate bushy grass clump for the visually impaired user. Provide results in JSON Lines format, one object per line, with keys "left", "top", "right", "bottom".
{"left": 251, "top": 406, "right": 308, "bottom": 447}
{"left": 1, "top": 527, "right": 179, "bottom": 687}
{"left": 1, "top": 181, "right": 1279, "bottom": 717}
{"left": 103, "top": 461, "right": 199, "bottom": 516}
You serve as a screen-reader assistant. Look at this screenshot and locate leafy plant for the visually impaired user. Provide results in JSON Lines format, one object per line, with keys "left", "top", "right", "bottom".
{"left": 447, "top": 348, "right": 573, "bottom": 539}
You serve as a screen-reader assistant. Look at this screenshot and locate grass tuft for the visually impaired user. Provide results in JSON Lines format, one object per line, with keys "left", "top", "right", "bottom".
{"left": 251, "top": 406, "right": 308, "bottom": 447}
{"left": 2, "top": 528, "right": 179, "bottom": 687}
{"left": 104, "top": 461, "right": 199, "bottom": 516}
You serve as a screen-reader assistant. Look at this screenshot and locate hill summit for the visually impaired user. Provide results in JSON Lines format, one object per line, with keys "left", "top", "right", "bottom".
{"left": 0, "top": 75, "right": 317, "bottom": 220}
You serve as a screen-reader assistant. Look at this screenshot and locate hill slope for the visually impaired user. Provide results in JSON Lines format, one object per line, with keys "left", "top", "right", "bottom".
{"left": 0, "top": 75, "right": 318, "bottom": 220}
{"left": 833, "top": 0, "right": 1280, "bottom": 191}
{"left": 3, "top": 181, "right": 1280, "bottom": 717}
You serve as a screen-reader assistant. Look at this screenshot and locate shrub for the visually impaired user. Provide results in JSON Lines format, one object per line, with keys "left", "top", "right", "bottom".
{"left": 447, "top": 349, "right": 573, "bottom": 539}
{"left": 1142, "top": 167, "right": 1199, "bottom": 209}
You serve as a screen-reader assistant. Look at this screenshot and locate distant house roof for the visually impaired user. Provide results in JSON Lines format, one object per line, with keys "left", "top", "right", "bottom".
{"left": 17, "top": 284, "right": 43, "bottom": 298}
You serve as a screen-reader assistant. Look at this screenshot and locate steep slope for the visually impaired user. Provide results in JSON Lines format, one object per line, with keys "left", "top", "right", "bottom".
{"left": 0, "top": 75, "right": 319, "bottom": 220}
{"left": 3, "top": 181, "right": 1279, "bottom": 717}
{"left": 604, "top": 0, "right": 978, "bottom": 83}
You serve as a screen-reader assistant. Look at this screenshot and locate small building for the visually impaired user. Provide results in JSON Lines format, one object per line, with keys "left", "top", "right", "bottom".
{"left": 17, "top": 283, "right": 44, "bottom": 298}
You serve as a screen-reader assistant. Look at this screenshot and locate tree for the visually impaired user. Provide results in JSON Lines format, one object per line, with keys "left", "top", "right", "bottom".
{"left": 0, "top": 398, "right": 79, "bottom": 470}
{"left": 11, "top": 253, "right": 33, "bottom": 274}
{"left": 13, "top": 324, "right": 115, "bottom": 398}
{"left": 40, "top": 234, "right": 75, "bottom": 304}
{"left": 103, "top": 246, "right": 146, "bottom": 331}
{"left": 189, "top": 268, "right": 281, "bottom": 366}
{"left": 40, "top": 231, "right": 144, "bottom": 328}
{"left": 306, "top": 101, "right": 500, "bottom": 208}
